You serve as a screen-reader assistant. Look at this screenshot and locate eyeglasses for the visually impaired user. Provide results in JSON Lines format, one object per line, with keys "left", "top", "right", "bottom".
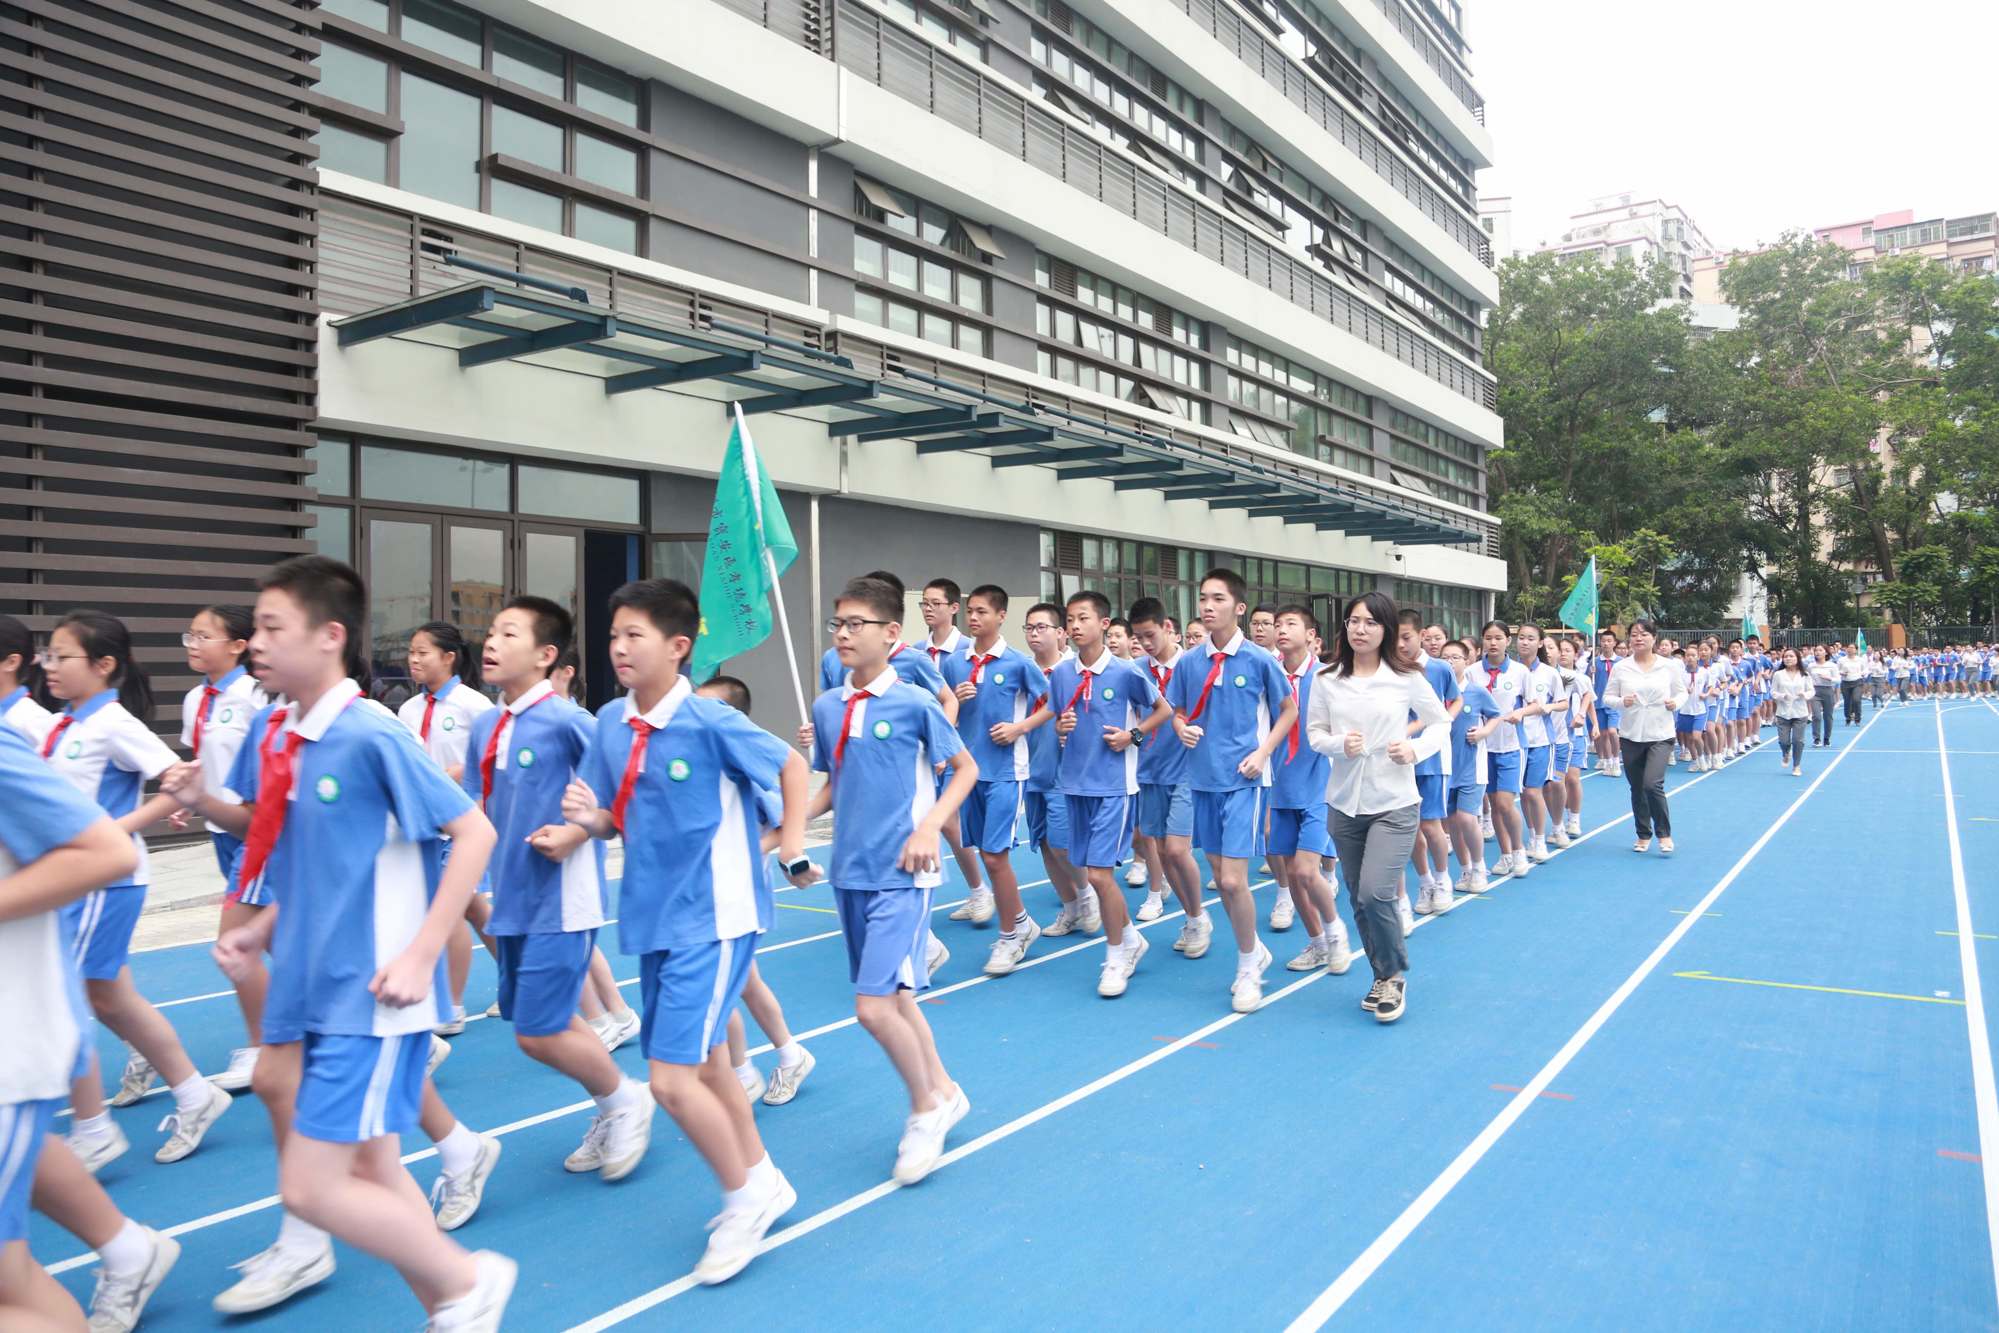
{"left": 180, "top": 632, "right": 227, "bottom": 648}
{"left": 1024, "top": 622, "right": 1060, "bottom": 634}
{"left": 826, "top": 617, "right": 892, "bottom": 634}
{"left": 918, "top": 600, "right": 952, "bottom": 611}
{"left": 35, "top": 651, "right": 88, "bottom": 667}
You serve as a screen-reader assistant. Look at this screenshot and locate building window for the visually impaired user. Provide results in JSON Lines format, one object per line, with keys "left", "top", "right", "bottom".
{"left": 851, "top": 180, "right": 996, "bottom": 356}
{"left": 1394, "top": 578, "right": 1482, "bottom": 638}
{"left": 884, "top": 0, "right": 987, "bottom": 56}
{"left": 1039, "top": 529, "right": 1380, "bottom": 634}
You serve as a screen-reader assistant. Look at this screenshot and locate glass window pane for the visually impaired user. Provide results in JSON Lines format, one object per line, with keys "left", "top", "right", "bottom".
{"left": 318, "top": 41, "right": 387, "bottom": 112}
{"left": 309, "top": 435, "right": 352, "bottom": 497}
{"left": 396, "top": 73, "right": 480, "bottom": 207}
{"left": 956, "top": 272, "right": 985, "bottom": 313}
{"left": 359, "top": 443, "right": 507, "bottom": 510}
{"left": 854, "top": 234, "right": 882, "bottom": 278}
{"left": 316, "top": 124, "right": 387, "bottom": 182}
{"left": 367, "top": 517, "right": 433, "bottom": 686}
{"left": 321, "top": 0, "right": 386, "bottom": 28}
{"left": 448, "top": 525, "right": 506, "bottom": 659}
{"left": 887, "top": 248, "right": 917, "bottom": 291}
{"left": 920, "top": 204, "right": 948, "bottom": 246}
{"left": 576, "top": 133, "right": 638, "bottom": 194}
{"left": 922, "top": 259, "right": 951, "bottom": 302}
{"left": 516, "top": 464, "right": 640, "bottom": 524}
{"left": 522, "top": 531, "right": 579, "bottom": 620}
{"left": 493, "top": 104, "right": 562, "bottom": 170}
{"left": 854, "top": 289, "right": 882, "bottom": 325}
{"left": 886, "top": 300, "right": 919, "bottom": 337}
{"left": 573, "top": 202, "right": 637, "bottom": 254}
{"left": 576, "top": 60, "right": 640, "bottom": 125}
{"left": 401, "top": 0, "right": 482, "bottom": 66}
{"left": 955, "top": 322, "right": 982, "bottom": 355}
{"left": 493, "top": 28, "right": 564, "bottom": 96}
{"left": 306, "top": 504, "right": 351, "bottom": 565}
{"left": 491, "top": 179, "right": 563, "bottom": 232}
{"left": 921, "top": 309, "right": 952, "bottom": 346}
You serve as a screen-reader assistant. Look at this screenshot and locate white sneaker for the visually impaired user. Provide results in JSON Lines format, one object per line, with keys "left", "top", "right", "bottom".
{"left": 1526, "top": 841, "right": 1551, "bottom": 864}
{"left": 564, "top": 1092, "right": 653, "bottom": 1181}
{"left": 1462, "top": 867, "right": 1488, "bottom": 892}
{"left": 696, "top": 1171, "right": 797, "bottom": 1285}
{"left": 966, "top": 889, "right": 996, "bottom": 925}
{"left": 925, "top": 933, "right": 950, "bottom": 975}
{"left": 595, "top": 1009, "right": 641, "bottom": 1053}
{"left": 85, "top": 1227, "right": 179, "bottom": 1333}
{"left": 109, "top": 1050, "right": 155, "bottom": 1107}
{"left": 1511, "top": 852, "right": 1533, "bottom": 878}
{"left": 210, "top": 1046, "right": 259, "bottom": 1094}
{"left": 427, "top": 1033, "right": 452, "bottom": 1077}
{"left": 762, "top": 1048, "right": 816, "bottom": 1106}
{"left": 1097, "top": 933, "right": 1149, "bottom": 998}
{"left": 484, "top": 1000, "right": 502, "bottom": 1018}
{"left": 1396, "top": 897, "right": 1417, "bottom": 934}
{"left": 1286, "top": 941, "right": 1327, "bottom": 972}
{"left": 1549, "top": 828, "right": 1572, "bottom": 849}
{"left": 430, "top": 1135, "right": 502, "bottom": 1231}
{"left": 433, "top": 1005, "right": 468, "bottom": 1037}
{"left": 155, "top": 1082, "right": 232, "bottom": 1163}
{"left": 1074, "top": 896, "right": 1102, "bottom": 934}
{"left": 67, "top": 1122, "right": 129, "bottom": 1174}
{"left": 1324, "top": 928, "right": 1355, "bottom": 975}
{"left": 1125, "top": 861, "right": 1150, "bottom": 887}
{"left": 893, "top": 1085, "right": 970, "bottom": 1185}
{"left": 1043, "top": 903, "right": 1079, "bottom": 937}
{"left": 982, "top": 917, "right": 1042, "bottom": 976}
{"left": 1479, "top": 815, "right": 1495, "bottom": 840}
{"left": 1565, "top": 817, "right": 1582, "bottom": 837}
{"left": 429, "top": 1250, "right": 518, "bottom": 1330}
{"left": 211, "top": 1242, "right": 335, "bottom": 1315}
{"left": 1414, "top": 885, "right": 1436, "bottom": 916}
{"left": 1231, "top": 942, "right": 1273, "bottom": 1013}
{"left": 736, "top": 1063, "right": 768, "bottom": 1102}
{"left": 1135, "top": 892, "right": 1166, "bottom": 923}
{"left": 1178, "top": 913, "right": 1213, "bottom": 959}
{"left": 1270, "top": 896, "right": 1296, "bottom": 931}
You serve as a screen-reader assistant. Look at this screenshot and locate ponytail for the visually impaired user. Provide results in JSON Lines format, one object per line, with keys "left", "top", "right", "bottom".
{"left": 0, "top": 613, "right": 41, "bottom": 700}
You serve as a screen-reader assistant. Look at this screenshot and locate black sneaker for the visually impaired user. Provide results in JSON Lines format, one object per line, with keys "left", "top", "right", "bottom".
{"left": 1361, "top": 978, "right": 1386, "bottom": 1012}
{"left": 1373, "top": 977, "right": 1406, "bottom": 1024}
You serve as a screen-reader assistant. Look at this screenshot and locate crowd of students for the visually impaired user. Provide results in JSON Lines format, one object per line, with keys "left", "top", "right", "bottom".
{"left": 0, "top": 556, "right": 1981, "bottom": 1330}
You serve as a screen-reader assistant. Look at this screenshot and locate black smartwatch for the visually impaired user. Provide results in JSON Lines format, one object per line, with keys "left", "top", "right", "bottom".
{"left": 780, "top": 853, "right": 812, "bottom": 878}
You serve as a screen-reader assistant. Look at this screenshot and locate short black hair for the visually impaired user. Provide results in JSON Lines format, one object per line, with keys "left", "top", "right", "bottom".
{"left": 1023, "top": 601, "right": 1064, "bottom": 629}
{"left": 1396, "top": 608, "right": 1424, "bottom": 630}
{"left": 1275, "top": 603, "right": 1318, "bottom": 634}
{"left": 553, "top": 646, "right": 581, "bottom": 697}
{"left": 1127, "top": 596, "right": 1169, "bottom": 629}
{"left": 607, "top": 578, "right": 698, "bottom": 642}
{"left": 262, "top": 556, "right": 371, "bottom": 693}
{"left": 1109, "top": 616, "right": 1132, "bottom": 635}
{"left": 1200, "top": 567, "right": 1247, "bottom": 606}
{"left": 1065, "top": 589, "right": 1111, "bottom": 620}
{"left": 967, "top": 584, "right": 1008, "bottom": 614}
{"left": 838, "top": 576, "right": 901, "bottom": 622}
{"left": 699, "top": 674, "right": 752, "bottom": 713}
{"left": 504, "top": 594, "right": 573, "bottom": 661}
{"left": 924, "top": 578, "right": 962, "bottom": 606}
{"left": 862, "top": 569, "right": 905, "bottom": 600}
{"left": 1251, "top": 603, "right": 1278, "bottom": 619}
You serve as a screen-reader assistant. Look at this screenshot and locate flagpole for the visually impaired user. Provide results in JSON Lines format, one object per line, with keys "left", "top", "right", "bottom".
{"left": 734, "top": 403, "right": 811, "bottom": 731}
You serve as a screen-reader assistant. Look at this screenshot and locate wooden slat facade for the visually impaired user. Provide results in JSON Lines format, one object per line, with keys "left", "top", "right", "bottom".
{"left": 0, "top": 0, "right": 319, "bottom": 704}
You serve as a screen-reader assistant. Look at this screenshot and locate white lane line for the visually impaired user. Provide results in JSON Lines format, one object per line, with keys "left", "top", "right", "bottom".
{"left": 1280, "top": 706, "right": 1884, "bottom": 1331}
{"left": 1938, "top": 701, "right": 1999, "bottom": 1315}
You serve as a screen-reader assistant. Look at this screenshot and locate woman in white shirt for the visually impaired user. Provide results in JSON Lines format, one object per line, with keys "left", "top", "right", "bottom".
{"left": 1807, "top": 647, "right": 1840, "bottom": 747}
{"left": 1768, "top": 647, "right": 1816, "bottom": 777}
{"left": 1604, "top": 620, "right": 1687, "bottom": 854}
{"left": 1306, "top": 592, "right": 1451, "bottom": 1026}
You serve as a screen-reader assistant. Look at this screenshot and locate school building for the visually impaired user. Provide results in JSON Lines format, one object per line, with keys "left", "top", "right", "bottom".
{"left": 2, "top": 0, "right": 1502, "bottom": 730}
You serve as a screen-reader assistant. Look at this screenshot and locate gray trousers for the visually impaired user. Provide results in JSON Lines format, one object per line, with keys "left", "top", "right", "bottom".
{"left": 1776, "top": 716, "right": 1808, "bottom": 765}
{"left": 1330, "top": 803, "right": 1418, "bottom": 981}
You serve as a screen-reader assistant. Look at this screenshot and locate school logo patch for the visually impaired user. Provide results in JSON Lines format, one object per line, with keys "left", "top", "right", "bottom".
{"left": 1233, "top": 674, "right": 1248, "bottom": 688}
{"left": 667, "top": 758, "right": 691, "bottom": 782}
{"left": 516, "top": 747, "right": 535, "bottom": 768}
{"left": 1101, "top": 687, "right": 1116, "bottom": 701}
{"left": 441, "top": 715, "right": 457, "bottom": 732}
{"left": 992, "top": 672, "right": 1005, "bottom": 684}
{"left": 218, "top": 708, "right": 234, "bottom": 724}
{"left": 314, "top": 775, "right": 340, "bottom": 803}
{"left": 872, "top": 719, "right": 893, "bottom": 739}
{"left": 64, "top": 739, "right": 83, "bottom": 760}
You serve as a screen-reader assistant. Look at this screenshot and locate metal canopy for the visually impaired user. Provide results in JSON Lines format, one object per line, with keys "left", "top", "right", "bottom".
{"left": 330, "top": 280, "right": 1483, "bottom": 548}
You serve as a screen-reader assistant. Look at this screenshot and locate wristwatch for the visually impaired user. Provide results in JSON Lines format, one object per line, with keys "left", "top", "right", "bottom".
{"left": 780, "top": 853, "right": 813, "bottom": 878}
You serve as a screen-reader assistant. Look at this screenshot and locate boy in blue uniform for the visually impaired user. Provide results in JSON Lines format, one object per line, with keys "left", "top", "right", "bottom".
{"left": 563, "top": 579, "right": 810, "bottom": 1285}
{"left": 1126, "top": 599, "right": 1208, "bottom": 946}
{"left": 941, "top": 585, "right": 1050, "bottom": 976}
{"left": 1443, "top": 640, "right": 1502, "bottom": 892}
{"left": 1024, "top": 591, "right": 1170, "bottom": 999}
{"left": 209, "top": 557, "right": 514, "bottom": 1330}
{"left": 1268, "top": 607, "right": 1352, "bottom": 975}
{"left": 1398, "top": 611, "right": 1462, "bottom": 914}
{"left": 804, "top": 576, "right": 978, "bottom": 1184}
{"left": 1018, "top": 602, "right": 1095, "bottom": 935}
{"left": 1163, "top": 569, "right": 1297, "bottom": 1013}
{"left": 463, "top": 597, "right": 652, "bottom": 1185}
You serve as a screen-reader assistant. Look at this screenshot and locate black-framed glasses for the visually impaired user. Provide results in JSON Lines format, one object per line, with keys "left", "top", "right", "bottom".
{"left": 826, "top": 617, "right": 892, "bottom": 634}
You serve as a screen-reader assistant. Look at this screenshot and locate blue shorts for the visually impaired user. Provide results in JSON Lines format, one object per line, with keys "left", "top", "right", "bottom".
{"left": 1521, "top": 745, "right": 1551, "bottom": 788}
{"left": 1192, "top": 787, "right": 1266, "bottom": 860}
{"left": 1488, "top": 749, "right": 1523, "bottom": 795}
{"left": 1677, "top": 711, "right": 1703, "bottom": 732}
{"left": 1024, "top": 788, "right": 1070, "bottom": 853}
{"left": 495, "top": 930, "right": 596, "bottom": 1037}
{"left": 0, "top": 1099, "right": 57, "bottom": 1244}
{"left": 1136, "top": 781, "right": 1193, "bottom": 839}
{"left": 1265, "top": 804, "right": 1328, "bottom": 857}
{"left": 960, "top": 779, "right": 1022, "bottom": 854}
{"left": 210, "top": 832, "right": 254, "bottom": 904}
{"left": 1065, "top": 793, "right": 1136, "bottom": 869}
{"left": 61, "top": 887, "right": 144, "bottom": 982}
{"left": 1416, "top": 773, "right": 1447, "bottom": 821}
{"left": 1548, "top": 741, "right": 1570, "bottom": 779}
{"left": 1594, "top": 704, "right": 1621, "bottom": 730}
{"left": 834, "top": 887, "right": 932, "bottom": 997}
{"left": 638, "top": 934, "right": 757, "bottom": 1064}
{"left": 294, "top": 1032, "right": 429, "bottom": 1143}
{"left": 1449, "top": 784, "right": 1485, "bottom": 816}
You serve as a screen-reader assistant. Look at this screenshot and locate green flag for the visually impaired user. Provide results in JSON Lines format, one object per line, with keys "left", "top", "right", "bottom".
{"left": 690, "top": 405, "right": 798, "bottom": 683}
{"left": 1740, "top": 611, "right": 1757, "bottom": 641}
{"left": 1857, "top": 629, "right": 1868, "bottom": 653}
{"left": 1558, "top": 556, "right": 1598, "bottom": 637}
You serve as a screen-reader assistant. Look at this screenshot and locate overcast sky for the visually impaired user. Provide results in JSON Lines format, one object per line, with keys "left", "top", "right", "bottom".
{"left": 1471, "top": 0, "right": 1999, "bottom": 254}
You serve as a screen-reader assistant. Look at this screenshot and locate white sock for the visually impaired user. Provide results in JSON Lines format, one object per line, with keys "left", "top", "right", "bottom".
{"left": 1275, "top": 887, "right": 1294, "bottom": 907}
{"left": 1145, "top": 889, "right": 1165, "bottom": 905}
{"left": 595, "top": 1078, "right": 641, "bottom": 1114}
{"left": 734, "top": 1059, "right": 758, "bottom": 1084}
{"left": 748, "top": 1153, "right": 779, "bottom": 1189}
{"left": 1237, "top": 948, "right": 1262, "bottom": 972}
{"left": 97, "top": 1219, "right": 151, "bottom": 1277}
{"left": 276, "top": 1209, "right": 328, "bottom": 1256}
{"left": 776, "top": 1042, "right": 807, "bottom": 1069}
{"left": 75, "top": 1112, "right": 112, "bottom": 1138}
{"left": 436, "top": 1122, "right": 482, "bottom": 1175}
{"left": 1310, "top": 931, "right": 1327, "bottom": 950}
{"left": 170, "top": 1073, "right": 210, "bottom": 1116}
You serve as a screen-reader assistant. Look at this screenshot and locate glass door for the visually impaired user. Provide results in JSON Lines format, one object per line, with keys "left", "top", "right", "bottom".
{"left": 362, "top": 509, "right": 439, "bottom": 707}
{"left": 518, "top": 524, "right": 581, "bottom": 628}
{"left": 446, "top": 519, "right": 512, "bottom": 675}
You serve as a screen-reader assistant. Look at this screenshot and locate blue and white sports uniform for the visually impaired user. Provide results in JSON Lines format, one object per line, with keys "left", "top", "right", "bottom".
{"left": 1266, "top": 659, "right": 1330, "bottom": 857}
{"left": 0, "top": 725, "right": 104, "bottom": 1244}
{"left": 941, "top": 641, "right": 1045, "bottom": 854}
{"left": 1476, "top": 658, "right": 1529, "bottom": 795}
{"left": 1050, "top": 651, "right": 1158, "bottom": 868}
{"left": 1450, "top": 678, "right": 1501, "bottom": 816}
{"left": 43, "top": 690, "right": 178, "bottom": 981}
{"left": 1163, "top": 631, "right": 1289, "bottom": 860}
{"left": 817, "top": 642, "right": 947, "bottom": 697}
{"left": 1, "top": 684, "right": 54, "bottom": 748}
{"left": 1516, "top": 660, "right": 1558, "bottom": 788}
{"left": 581, "top": 678, "right": 788, "bottom": 1063}
{"left": 1022, "top": 652, "right": 1073, "bottom": 853}
{"left": 810, "top": 668, "right": 966, "bottom": 995}
{"left": 1413, "top": 654, "right": 1462, "bottom": 819}
{"left": 182, "top": 665, "right": 263, "bottom": 895}
{"left": 1134, "top": 652, "right": 1194, "bottom": 840}
{"left": 1545, "top": 665, "right": 1572, "bottom": 780}
{"left": 460, "top": 679, "right": 607, "bottom": 1037}
{"left": 236, "top": 679, "right": 475, "bottom": 1142}
{"left": 1590, "top": 651, "right": 1622, "bottom": 730}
